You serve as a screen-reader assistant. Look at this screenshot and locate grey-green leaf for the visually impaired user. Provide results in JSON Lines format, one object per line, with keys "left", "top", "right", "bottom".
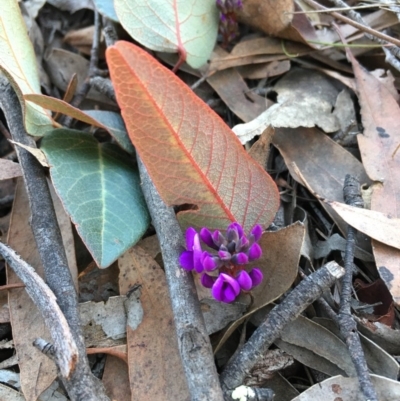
{"left": 83, "top": 110, "right": 134, "bottom": 154}
{"left": 41, "top": 129, "right": 150, "bottom": 268}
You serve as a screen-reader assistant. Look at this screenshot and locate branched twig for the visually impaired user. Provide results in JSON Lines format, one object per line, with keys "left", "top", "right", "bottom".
{"left": 137, "top": 157, "right": 225, "bottom": 401}
{"left": 338, "top": 175, "right": 378, "bottom": 401}
{"left": 304, "top": 0, "right": 400, "bottom": 72}
{"left": 219, "top": 261, "right": 344, "bottom": 398}
{"left": 0, "top": 242, "right": 78, "bottom": 377}
{"left": 0, "top": 78, "right": 109, "bottom": 401}
{"left": 89, "top": 77, "right": 116, "bottom": 102}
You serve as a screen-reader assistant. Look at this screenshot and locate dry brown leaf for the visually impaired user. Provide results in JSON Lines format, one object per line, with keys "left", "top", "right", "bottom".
{"left": 7, "top": 178, "right": 77, "bottom": 400}
{"left": 238, "top": 0, "right": 294, "bottom": 36}
{"left": 64, "top": 25, "right": 95, "bottom": 55}
{"left": 118, "top": 246, "right": 190, "bottom": 401}
{"left": 214, "top": 222, "right": 305, "bottom": 353}
{"left": 79, "top": 261, "right": 119, "bottom": 303}
{"left": 272, "top": 127, "right": 371, "bottom": 241}
{"left": 348, "top": 48, "right": 400, "bottom": 304}
{"left": 248, "top": 126, "right": 274, "bottom": 169}
{"left": 102, "top": 345, "right": 131, "bottom": 401}
{"left": 209, "top": 37, "right": 309, "bottom": 72}
{"left": 0, "top": 291, "right": 10, "bottom": 324}
{"left": 207, "top": 48, "right": 269, "bottom": 123}
{"left": 325, "top": 201, "right": 400, "bottom": 252}
{"left": 238, "top": 60, "right": 291, "bottom": 80}
{"left": 44, "top": 48, "right": 113, "bottom": 105}
{"left": 0, "top": 160, "right": 22, "bottom": 180}
{"left": 278, "top": 2, "right": 319, "bottom": 44}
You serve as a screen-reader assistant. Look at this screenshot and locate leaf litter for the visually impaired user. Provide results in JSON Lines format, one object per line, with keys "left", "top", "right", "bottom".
{"left": 0, "top": 0, "right": 400, "bottom": 400}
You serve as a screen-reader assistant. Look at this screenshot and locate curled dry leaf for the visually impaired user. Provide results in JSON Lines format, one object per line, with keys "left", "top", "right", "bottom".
{"left": 325, "top": 200, "right": 400, "bottom": 252}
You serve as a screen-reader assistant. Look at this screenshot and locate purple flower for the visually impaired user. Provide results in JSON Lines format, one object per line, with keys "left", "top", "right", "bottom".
{"left": 179, "top": 227, "right": 205, "bottom": 273}
{"left": 236, "top": 270, "right": 252, "bottom": 291}
{"left": 216, "top": 0, "right": 243, "bottom": 46}
{"left": 249, "top": 268, "right": 263, "bottom": 287}
{"left": 212, "top": 273, "right": 241, "bottom": 303}
{"left": 180, "top": 222, "right": 265, "bottom": 303}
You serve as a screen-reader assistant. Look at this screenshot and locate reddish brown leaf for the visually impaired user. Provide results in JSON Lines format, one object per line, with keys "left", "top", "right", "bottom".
{"left": 107, "top": 41, "right": 279, "bottom": 231}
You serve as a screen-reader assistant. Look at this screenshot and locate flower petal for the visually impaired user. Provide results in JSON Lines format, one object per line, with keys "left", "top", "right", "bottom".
{"left": 212, "top": 273, "right": 240, "bottom": 303}
{"left": 248, "top": 243, "right": 262, "bottom": 261}
{"left": 249, "top": 268, "right": 263, "bottom": 287}
{"left": 185, "top": 227, "right": 197, "bottom": 249}
{"left": 202, "top": 253, "right": 218, "bottom": 271}
{"left": 232, "top": 252, "right": 248, "bottom": 265}
{"left": 200, "top": 228, "right": 218, "bottom": 249}
{"left": 212, "top": 230, "right": 226, "bottom": 247}
{"left": 227, "top": 226, "right": 239, "bottom": 243}
{"left": 179, "top": 251, "right": 194, "bottom": 270}
{"left": 218, "top": 250, "right": 231, "bottom": 261}
{"left": 250, "top": 225, "right": 263, "bottom": 242}
{"left": 236, "top": 270, "right": 252, "bottom": 291}
{"left": 227, "top": 222, "right": 244, "bottom": 238}
{"left": 201, "top": 273, "right": 215, "bottom": 288}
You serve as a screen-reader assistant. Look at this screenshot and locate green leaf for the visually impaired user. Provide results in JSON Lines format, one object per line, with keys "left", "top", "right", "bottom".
{"left": 0, "top": 1, "right": 53, "bottom": 135}
{"left": 84, "top": 110, "right": 135, "bottom": 154}
{"left": 41, "top": 129, "right": 150, "bottom": 268}
{"left": 93, "top": 0, "right": 119, "bottom": 22}
{"left": 114, "top": 0, "right": 219, "bottom": 69}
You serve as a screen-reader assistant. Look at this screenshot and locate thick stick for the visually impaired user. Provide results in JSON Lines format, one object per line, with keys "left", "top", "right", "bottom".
{"left": 137, "top": 157, "right": 224, "bottom": 401}
{"left": 220, "top": 262, "right": 344, "bottom": 397}
{"left": 0, "top": 78, "right": 109, "bottom": 401}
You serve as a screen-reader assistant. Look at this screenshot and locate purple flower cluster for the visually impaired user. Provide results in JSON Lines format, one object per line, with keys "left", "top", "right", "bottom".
{"left": 216, "top": 0, "right": 243, "bottom": 46}
{"left": 179, "top": 222, "right": 263, "bottom": 303}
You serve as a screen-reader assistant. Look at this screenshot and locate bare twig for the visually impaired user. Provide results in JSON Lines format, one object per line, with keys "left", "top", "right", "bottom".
{"left": 304, "top": 0, "right": 400, "bottom": 47}
{"left": 137, "top": 157, "right": 224, "bottom": 401}
{"left": 219, "top": 262, "right": 344, "bottom": 398}
{"left": 0, "top": 243, "right": 78, "bottom": 378}
{"left": 62, "top": 10, "right": 102, "bottom": 127}
{"left": 304, "top": 0, "right": 400, "bottom": 73}
{"left": 0, "top": 78, "right": 109, "bottom": 401}
{"left": 89, "top": 77, "right": 116, "bottom": 102}
{"left": 339, "top": 175, "right": 378, "bottom": 401}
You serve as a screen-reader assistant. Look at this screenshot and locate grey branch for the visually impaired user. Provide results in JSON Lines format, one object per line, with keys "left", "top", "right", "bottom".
{"left": 0, "top": 77, "right": 109, "bottom": 401}
{"left": 137, "top": 156, "right": 225, "bottom": 401}
{"left": 220, "top": 261, "right": 344, "bottom": 397}
{"left": 0, "top": 242, "right": 78, "bottom": 378}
